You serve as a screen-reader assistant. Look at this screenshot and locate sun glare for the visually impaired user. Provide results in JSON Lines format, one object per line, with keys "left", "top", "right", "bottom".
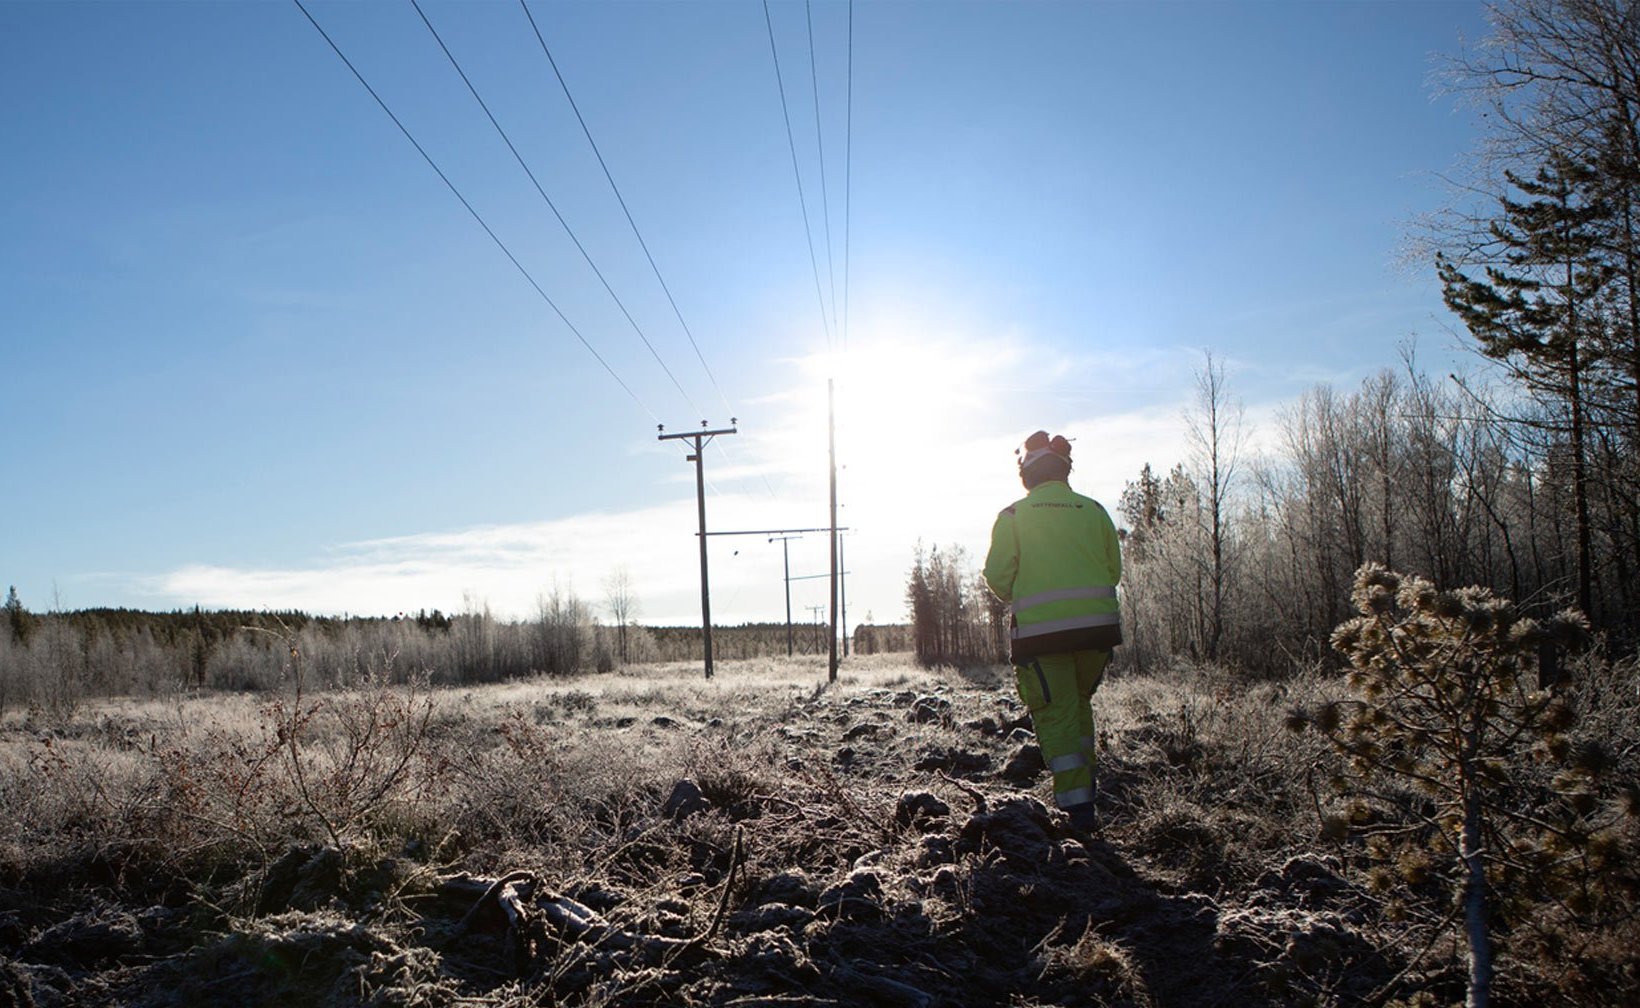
{"left": 791, "top": 336, "right": 1022, "bottom": 530}
{"left": 809, "top": 340, "right": 993, "bottom": 466}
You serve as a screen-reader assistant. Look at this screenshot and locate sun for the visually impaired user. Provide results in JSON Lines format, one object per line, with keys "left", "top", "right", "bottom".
{"left": 813, "top": 340, "right": 995, "bottom": 460}
{"left": 782, "top": 337, "right": 1029, "bottom": 540}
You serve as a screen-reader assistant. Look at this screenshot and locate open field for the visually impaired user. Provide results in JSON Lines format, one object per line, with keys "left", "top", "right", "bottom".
{"left": 0, "top": 654, "right": 1635, "bottom": 1007}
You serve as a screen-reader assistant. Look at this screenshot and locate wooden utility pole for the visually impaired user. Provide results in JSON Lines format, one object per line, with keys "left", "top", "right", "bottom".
{"left": 703, "top": 526, "right": 848, "bottom": 660}
{"left": 839, "top": 531, "right": 848, "bottom": 657}
{"left": 769, "top": 534, "right": 800, "bottom": 656}
{"left": 658, "top": 421, "right": 736, "bottom": 679}
{"left": 827, "top": 378, "right": 839, "bottom": 682}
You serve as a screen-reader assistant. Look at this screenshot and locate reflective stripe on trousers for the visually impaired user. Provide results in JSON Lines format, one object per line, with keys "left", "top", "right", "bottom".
{"left": 1055, "top": 786, "right": 1094, "bottom": 809}
{"left": 1011, "top": 611, "right": 1121, "bottom": 640}
{"left": 1012, "top": 649, "right": 1110, "bottom": 808}
{"left": 1049, "top": 752, "right": 1087, "bottom": 774}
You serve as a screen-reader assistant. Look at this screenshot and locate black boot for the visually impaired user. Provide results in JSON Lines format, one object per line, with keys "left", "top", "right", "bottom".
{"left": 1065, "top": 801, "right": 1100, "bottom": 832}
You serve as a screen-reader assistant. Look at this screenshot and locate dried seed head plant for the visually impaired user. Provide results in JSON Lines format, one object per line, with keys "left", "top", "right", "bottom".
{"left": 1291, "top": 563, "right": 1634, "bottom": 1008}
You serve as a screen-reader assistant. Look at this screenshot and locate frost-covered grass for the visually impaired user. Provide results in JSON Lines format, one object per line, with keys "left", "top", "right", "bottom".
{"left": 0, "top": 654, "right": 1634, "bottom": 1007}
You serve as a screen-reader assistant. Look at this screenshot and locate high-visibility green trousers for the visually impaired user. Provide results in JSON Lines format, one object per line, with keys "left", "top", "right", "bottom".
{"left": 1013, "top": 649, "right": 1109, "bottom": 809}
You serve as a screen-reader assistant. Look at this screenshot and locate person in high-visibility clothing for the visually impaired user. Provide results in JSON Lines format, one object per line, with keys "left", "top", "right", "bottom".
{"left": 983, "top": 430, "right": 1122, "bottom": 831}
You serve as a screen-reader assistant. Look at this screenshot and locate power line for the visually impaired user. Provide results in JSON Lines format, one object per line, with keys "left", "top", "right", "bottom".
{"left": 410, "top": 0, "right": 701, "bottom": 418}
{"left": 703, "top": 442, "right": 777, "bottom": 503}
{"left": 762, "top": 0, "right": 850, "bottom": 676}
{"left": 290, "top": 0, "right": 657, "bottom": 423}
{"left": 762, "top": 0, "right": 834, "bottom": 350}
{"left": 517, "top": 0, "right": 781, "bottom": 502}
{"left": 805, "top": 0, "right": 838, "bottom": 330}
{"left": 517, "top": 0, "right": 731, "bottom": 417}
{"left": 844, "top": 0, "right": 854, "bottom": 355}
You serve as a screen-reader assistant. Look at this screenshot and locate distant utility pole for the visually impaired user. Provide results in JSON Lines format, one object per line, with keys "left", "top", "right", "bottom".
{"left": 791, "top": 567, "right": 850, "bottom": 657}
{"left": 839, "top": 531, "right": 849, "bottom": 657}
{"left": 807, "top": 604, "right": 827, "bottom": 653}
{"left": 658, "top": 420, "right": 737, "bottom": 679}
{"left": 704, "top": 526, "right": 849, "bottom": 660}
{"left": 769, "top": 534, "right": 801, "bottom": 656}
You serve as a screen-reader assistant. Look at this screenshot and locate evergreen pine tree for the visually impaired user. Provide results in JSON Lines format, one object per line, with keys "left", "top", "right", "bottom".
{"left": 4, "top": 586, "right": 30, "bottom": 644}
{"left": 1438, "top": 153, "right": 1614, "bottom": 617}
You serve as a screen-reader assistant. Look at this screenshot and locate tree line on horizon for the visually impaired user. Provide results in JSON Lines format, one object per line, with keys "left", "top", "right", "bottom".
{"left": 0, "top": 584, "right": 915, "bottom": 718}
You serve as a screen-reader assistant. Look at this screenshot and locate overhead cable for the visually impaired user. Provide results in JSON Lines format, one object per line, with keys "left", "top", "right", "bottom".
{"left": 844, "top": 0, "right": 853, "bottom": 354}
{"left": 517, "top": 0, "right": 779, "bottom": 502}
{"left": 410, "top": 0, "right": 701, "bottom": 418}
{"left": 290, "top": 0, "right": 657, "bottom": 422}
{"left": 805, "top": 0, "right": 838, "bottom": 329}
{"left": 517, "top": 0, "right": 733, "bottom": 418}
{"left": 762, "top": 0, "right": 834, "bottom": 350}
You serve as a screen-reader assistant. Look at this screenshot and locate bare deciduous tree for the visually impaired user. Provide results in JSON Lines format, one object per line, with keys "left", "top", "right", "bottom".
{"left": 604, "top": 567, "right": 640, "bottom": 666}
{"left": 1183, "top": 352, "right": 1247, "bottom": 662}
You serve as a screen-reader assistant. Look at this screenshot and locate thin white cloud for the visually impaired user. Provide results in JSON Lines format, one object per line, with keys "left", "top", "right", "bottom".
{"left": 149, "top": 502, "right": 700, "bottom": 620}
{"left": 135, "top": 330, "right": 1315, "bottom": 628}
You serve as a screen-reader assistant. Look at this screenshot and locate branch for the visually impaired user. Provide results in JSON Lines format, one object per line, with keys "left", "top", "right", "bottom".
{"left": 449, "top": 869, "right": 536, "bottom": 941}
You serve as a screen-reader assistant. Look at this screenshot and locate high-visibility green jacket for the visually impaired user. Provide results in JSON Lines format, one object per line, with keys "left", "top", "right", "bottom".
{"left": 983, "top": 480, "right": 1122, "bottom": 662}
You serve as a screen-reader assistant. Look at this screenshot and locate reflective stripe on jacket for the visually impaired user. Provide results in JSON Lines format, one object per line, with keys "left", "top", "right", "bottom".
{"left": 982, "top": 480, "right": 1122, "bottom": 662}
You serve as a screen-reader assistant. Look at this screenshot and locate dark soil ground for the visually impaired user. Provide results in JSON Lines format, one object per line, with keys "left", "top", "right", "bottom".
{"left": 0, "top": 658, "right": 1632, "bottom": 1007}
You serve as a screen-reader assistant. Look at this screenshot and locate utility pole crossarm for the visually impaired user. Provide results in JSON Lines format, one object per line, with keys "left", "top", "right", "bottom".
{"left": 658, "top": 426, "right": 739, "bottom": 443}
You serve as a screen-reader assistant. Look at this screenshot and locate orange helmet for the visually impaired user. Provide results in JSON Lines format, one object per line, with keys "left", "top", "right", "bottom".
{"left": 1017, "top": 430, "right": 1072, "bottom": 473}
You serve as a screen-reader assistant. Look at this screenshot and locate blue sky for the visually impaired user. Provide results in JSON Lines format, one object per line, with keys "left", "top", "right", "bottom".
{"left": 2, "top": 0, "right": 1490, "bottom": 628}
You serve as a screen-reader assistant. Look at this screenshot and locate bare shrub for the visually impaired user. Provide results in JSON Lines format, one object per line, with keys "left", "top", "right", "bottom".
{"left": 262, "top": 651, "right": 440, "bottom": 851}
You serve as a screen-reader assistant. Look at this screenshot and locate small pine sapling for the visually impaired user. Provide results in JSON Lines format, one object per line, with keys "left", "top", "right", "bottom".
{"left": 1290, "top": 564, "right": 1635, "bottom": 1008}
